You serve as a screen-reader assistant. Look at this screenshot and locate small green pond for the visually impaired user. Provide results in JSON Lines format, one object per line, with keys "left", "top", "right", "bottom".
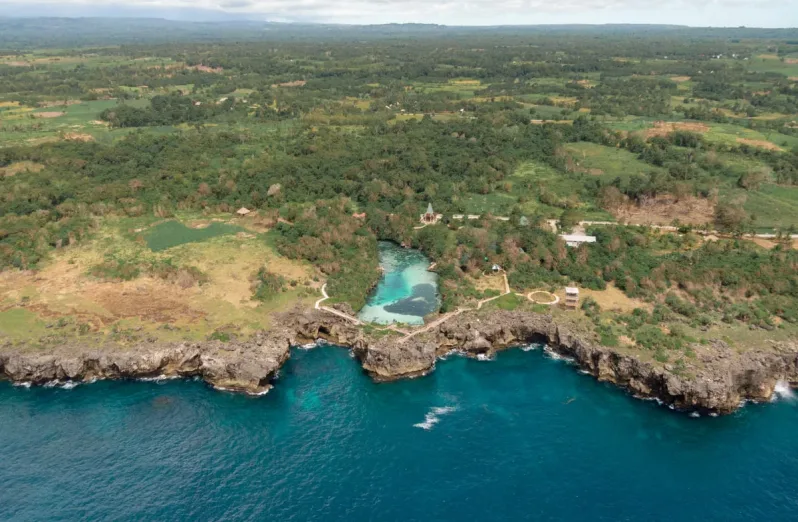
{"left": 144, "top": 221, "right": 243, "bottom": 252}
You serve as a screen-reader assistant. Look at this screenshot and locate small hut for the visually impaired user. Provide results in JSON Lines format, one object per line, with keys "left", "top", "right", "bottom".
{"left": 236, "top": 207, "right": 251, "bottom": 217}
{"left": 565, "top": 287, "right": 580, "bottom": 310}
{"left": 420, "top": 203, "right": 442, "bottom": 224}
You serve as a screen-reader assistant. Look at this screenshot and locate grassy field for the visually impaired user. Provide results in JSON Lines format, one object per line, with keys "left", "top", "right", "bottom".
{"left": 509, "top": 161, "right": 613, "bottom": 220}
{"left": 0, "top": 98, "right": 150, "bottom": 146}
{"left": 0, "top": 216, "right": 320, "bottom": 346}
{"left": 563, "top": 142, "right": 665, "bottom": 181}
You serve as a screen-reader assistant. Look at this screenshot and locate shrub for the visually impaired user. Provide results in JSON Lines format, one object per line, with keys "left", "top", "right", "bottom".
{"left": 252, "top": 268, "right": 286, "bottom": 302}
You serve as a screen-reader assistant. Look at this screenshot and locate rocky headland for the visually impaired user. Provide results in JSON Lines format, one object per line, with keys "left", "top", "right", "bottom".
{"left": 2, "top": 309, "right": 797, "bottom": 414}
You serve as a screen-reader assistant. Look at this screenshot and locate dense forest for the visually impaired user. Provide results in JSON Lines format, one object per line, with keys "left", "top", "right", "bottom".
{"left": 3, "top": 21, "right": 798, "bottom": 352}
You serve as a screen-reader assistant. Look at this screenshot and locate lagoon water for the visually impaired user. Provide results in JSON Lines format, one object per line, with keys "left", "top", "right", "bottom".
{"left": 358, "top": 241, "right": 439, "bottom": 325}
{"left": 3, "top": 345, "right": 798, "bottom": 521}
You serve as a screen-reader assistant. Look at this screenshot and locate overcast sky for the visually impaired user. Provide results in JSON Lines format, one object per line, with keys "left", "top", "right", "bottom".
{"left": 3, "top": 0, "right": 797, "bottom": 27}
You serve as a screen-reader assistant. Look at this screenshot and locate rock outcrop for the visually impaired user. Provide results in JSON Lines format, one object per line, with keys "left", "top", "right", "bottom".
{"left": 352, "top": 310, "right": 798, "bottom": 415}
{"left": 0, "top": 330, "right": 294, "bottom": 395}
{"left": 2, "top": 308, "right": 797, "bottom": 415}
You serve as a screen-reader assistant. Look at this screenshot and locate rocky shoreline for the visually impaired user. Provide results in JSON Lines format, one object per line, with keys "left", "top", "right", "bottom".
{"left": 2, "top": 309, "right": 797, "bottom": 415}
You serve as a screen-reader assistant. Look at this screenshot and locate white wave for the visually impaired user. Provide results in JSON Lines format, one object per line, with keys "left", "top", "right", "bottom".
{"left": 520, "top": 343, "right": 540, "bottom": 352}
{"left": 13, "top": 382, "right": 31, "bottom": 388}
{"left": 440, "top": 349, "right": 465, "bottom": 360}
{"left": 246, "top": 388, "right": 271, "bottom": 397}
{"left": 42, "top": 380, "right": 80, "bottom": 390}
{"left": 137, "top": 375, "right": 178, "bottom": 383}
{"left": 543, "top": 345, "right": 575, "bottom": 363}
{"left": 689, "top": 411, "right": 700, "bottom": 418}
{"left": 476, "top": 353, "right": 494, "bottom": 362}
{"left": 413, "top": 405, "right": 457, "bottom": 430}
{"left": 771, "top": 380, "right": 796, "bottom": 402}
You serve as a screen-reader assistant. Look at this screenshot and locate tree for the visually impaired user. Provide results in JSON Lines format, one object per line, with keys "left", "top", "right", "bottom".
{"left": 714, "top": 202, "right": 750, "bottom": 234}
{"left": 559, "top": 209, "right": 584, "bottom": 233}
{"left": 737, "top": 166, "right": 771, "bottom": 190}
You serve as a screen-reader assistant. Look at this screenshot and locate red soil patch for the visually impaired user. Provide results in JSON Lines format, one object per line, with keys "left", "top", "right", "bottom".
{"left": 614, "top": 194, "right": 715, "bottom": 226}
{"left": 670, "top": 76, "right": 691, "bottom": 82}
{"left": 34, "top": 111, "right": 65, "bottom": 119}
{"left": 272, "top": 80, "right": 307, "bottom": 88}
{"left": 62, "top": 132, "right": 95, "bottom": 142}
{"left": 530, "top": 119, "right": 572, "bottom": 125}
{"left": 642, "top": 121, "right": 709, "bottom": 138}
{"left": 39, "top": 100, "right": 81, "bottom": 108}
{"left": 785, "top": 58, "right": 798, "bottom": 65}
{"left": 736, "top": 138, "right": 782, "bottom": 151}
{"left": 192, "top": 65, "right": 224, "bottom": 74}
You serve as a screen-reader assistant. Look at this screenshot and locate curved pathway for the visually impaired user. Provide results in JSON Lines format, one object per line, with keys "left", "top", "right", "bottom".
{"left": 315, "top": 284, "right": 363, "bottom": 326}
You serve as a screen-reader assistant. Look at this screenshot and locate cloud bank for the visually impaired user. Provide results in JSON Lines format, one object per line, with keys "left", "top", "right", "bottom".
{"left": 2, "top": 0, "right": 795, "bottom": 26}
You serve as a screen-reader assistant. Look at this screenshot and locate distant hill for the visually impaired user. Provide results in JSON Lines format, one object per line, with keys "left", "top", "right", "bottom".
{"left": 0, "top": 16, "right": 796, "bottom": 49}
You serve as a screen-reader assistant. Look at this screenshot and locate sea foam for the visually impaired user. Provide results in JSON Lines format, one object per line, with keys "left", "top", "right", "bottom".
{"left": 772, "top": 380, "right": 796, "bottom": 402}
{"left": 414, "top": 406, "right": 457, "bottom": 430}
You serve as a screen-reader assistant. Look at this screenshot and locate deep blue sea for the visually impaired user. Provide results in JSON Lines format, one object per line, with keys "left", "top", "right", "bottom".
{"left": 2, "top": 345, "right": 797, "bottom": 521}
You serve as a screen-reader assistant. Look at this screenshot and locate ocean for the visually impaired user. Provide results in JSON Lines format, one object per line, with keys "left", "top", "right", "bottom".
{"left": 2, "top": 344, "right": 797, "bottom": 521}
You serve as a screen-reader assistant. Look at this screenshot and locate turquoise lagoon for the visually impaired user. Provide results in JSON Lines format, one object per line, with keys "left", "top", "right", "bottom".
{"left": 358, "top": 241, "right": 439, "bottom": 325}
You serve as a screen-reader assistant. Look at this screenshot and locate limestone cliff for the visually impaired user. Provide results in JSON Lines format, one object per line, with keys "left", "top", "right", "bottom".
{"left": 2, "top": 309, "right": 796, "bottom": 414}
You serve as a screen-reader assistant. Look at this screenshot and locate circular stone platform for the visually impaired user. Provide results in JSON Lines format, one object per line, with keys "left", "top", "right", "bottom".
{"left": 527, "top": 291, "right": 559, "bottom": 305}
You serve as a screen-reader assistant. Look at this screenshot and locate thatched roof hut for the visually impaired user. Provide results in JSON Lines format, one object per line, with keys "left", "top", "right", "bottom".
{"left": 236, "top": 207, "right": 251, "bottom": 216}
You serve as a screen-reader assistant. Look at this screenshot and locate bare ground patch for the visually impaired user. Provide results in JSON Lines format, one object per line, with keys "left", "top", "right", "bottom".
{"left": 670, "top": 76, "right": 691, "bottom": 82}
{"left": 62, "top": 132, "right": 95, "bottom": 142}
{"left": 34, "top": 111, "right": 65, "bottom": 119}
{"left": 555, "top": 284, "right": 651, "bottom": 313}
{"left": 614, "top": 195, "right": 715, "bottom": 226}
{"left": 470, "top": 273, "right": 506, "bottom": 294}
{"left": 641, "top": 121, "right": 710, "bottom": 138}
{"left": 39, "top": 100, "right": 81, "bottom": 108}
{"left": 736, "top": 138, "right": 783, "bottom": 151}
{"left": 272, "top": 80, "right": 307, "bottom": 88}
{"left": 1, "top": 161, "right": 44, "bottom": 177}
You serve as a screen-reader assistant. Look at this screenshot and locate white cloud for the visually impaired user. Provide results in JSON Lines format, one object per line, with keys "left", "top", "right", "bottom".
{"left": 6, "top": 0, "right": 797, "bottom": 26}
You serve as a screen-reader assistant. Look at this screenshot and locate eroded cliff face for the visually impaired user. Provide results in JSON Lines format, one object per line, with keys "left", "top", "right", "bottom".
{"left": 2, "top": 309, "right": 797, "bottom": 414}
{"left": 353, "top": 310, "right": 798, "bottom": 415}
{"left": 0, "top": 330, "right": 294, "bottom": 395}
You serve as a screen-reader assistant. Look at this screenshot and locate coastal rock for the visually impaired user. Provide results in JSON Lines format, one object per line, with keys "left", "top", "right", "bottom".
{"left": 0, "top": 333, "right": 292, "bottom": 395}
{"left": 354, "top": 338, "right": 437, "bottom": 381}
{"left": 2, "top": 307, "right": 797, "bottom": 414}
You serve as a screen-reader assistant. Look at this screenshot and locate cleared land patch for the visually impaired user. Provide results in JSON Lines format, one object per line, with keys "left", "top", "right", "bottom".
{"left": 0, "top": 220, "right": 318, "bottom": 344}
{"left": 614, "top": 195, "right": 715, "bottom": 226}
{"left": 736, "top": 138, "right": 783, "bottom": 151}
{"left": 641, "top": 121, "right": 709, "bottom": 138}
{"left": 34, "top": 111, "right": 65, "bottom": 119}
{"left": 1, "top": 161, "right": 44, "bottom": 177}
